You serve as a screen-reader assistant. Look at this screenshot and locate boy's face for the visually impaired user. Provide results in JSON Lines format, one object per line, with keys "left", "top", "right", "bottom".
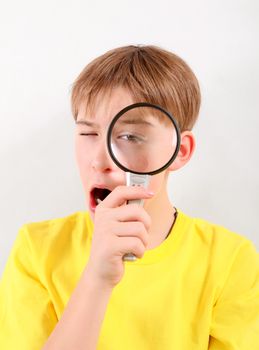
{"left": 75, "top": 87, "right": 171, "bottom": 219}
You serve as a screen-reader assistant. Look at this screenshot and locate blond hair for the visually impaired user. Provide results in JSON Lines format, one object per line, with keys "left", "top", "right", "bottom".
{"left": 71, "top": 45, "right": 201, "bottom": 131}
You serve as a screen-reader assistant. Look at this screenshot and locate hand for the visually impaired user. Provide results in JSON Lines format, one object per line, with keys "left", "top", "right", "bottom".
{"left": 85, "top": 185, "right": 153, "bottom": 289}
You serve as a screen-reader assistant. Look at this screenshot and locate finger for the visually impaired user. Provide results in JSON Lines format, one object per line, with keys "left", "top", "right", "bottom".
{"left": 112, "top": 204, "right": 151, "bottom": 231}
{"left": 115, "top": 237, "right": 146, "bottom": 259}
{"left": 99, "top": 185, "right": 154, "bottom": 208}
{"left": 113, "top": 221, "right": 149, "bottom": 248}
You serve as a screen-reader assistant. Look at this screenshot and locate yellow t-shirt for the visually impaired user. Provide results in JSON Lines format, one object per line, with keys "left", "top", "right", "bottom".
{"left": 0, "top": 210, "right": 259, "bottom": 349}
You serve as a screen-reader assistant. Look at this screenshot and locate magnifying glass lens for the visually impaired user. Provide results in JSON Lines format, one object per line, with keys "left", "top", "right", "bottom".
{"left": 109, "top": 106, "right": 179, "bottom": 174}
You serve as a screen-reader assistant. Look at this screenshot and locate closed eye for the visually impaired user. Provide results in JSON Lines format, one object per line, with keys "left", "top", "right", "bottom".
{"left": 79, "top": 133, "right": 98, "bottom": 136}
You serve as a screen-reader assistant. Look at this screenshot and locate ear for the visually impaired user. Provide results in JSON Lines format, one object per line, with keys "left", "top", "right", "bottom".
{"left": 168, "top": 131, "right": 196, "bottom": 171}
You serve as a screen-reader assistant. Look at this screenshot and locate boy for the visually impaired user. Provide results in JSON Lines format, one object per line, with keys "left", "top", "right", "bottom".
{"left": 0, "top": 45, "right": 259, "bottom": 350}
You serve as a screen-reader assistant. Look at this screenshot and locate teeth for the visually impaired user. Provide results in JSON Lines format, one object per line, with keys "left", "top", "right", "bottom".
{"left": 96, "top": 198, "right": 102, "bottom": 204}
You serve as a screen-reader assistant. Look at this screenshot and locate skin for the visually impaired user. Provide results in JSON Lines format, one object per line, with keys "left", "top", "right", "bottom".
{"left": 43, "top": 87, "right": 195, "bottom": 350}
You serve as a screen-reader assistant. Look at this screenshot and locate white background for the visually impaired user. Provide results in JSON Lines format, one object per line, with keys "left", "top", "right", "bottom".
{"left": 0, "top": 0, "right": 258, "bottom": 274}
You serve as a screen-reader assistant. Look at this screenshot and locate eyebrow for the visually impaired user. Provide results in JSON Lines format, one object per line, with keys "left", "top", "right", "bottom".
{"left": 119, "top": 118, "right": 155, "bottom": 127}
{"left": 76, "top": 120, "right": 98, "bottom": 127}
{"left": 76, "top": 119, "right": 155, "bottom": 127}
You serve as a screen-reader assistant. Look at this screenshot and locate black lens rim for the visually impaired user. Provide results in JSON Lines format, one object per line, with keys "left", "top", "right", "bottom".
{"left": 107, "top": 102, "right": 181, "bottom": 176}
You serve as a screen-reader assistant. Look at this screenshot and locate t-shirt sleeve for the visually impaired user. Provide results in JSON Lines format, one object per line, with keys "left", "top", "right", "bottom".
{"left": 0, "top": 225, "right": 58, "bottom": 350}
{"left": 209, "top": 239, "right": 259, "bottom": 349}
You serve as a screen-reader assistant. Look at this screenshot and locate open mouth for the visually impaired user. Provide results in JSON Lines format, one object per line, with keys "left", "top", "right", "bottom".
{"left": 91, "top": 188, "right": 112, "bottom": 206}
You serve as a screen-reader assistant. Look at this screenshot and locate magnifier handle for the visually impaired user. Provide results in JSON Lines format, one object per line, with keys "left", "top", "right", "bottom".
{"left": 126, "top": 172, "right": 150, "bottom": 205}
{"left": 123, "top": 173, "right": 150, "bottom": 262}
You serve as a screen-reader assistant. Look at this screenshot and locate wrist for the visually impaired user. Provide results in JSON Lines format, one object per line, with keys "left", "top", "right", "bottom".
{"left": 81, "top": 266, "right": 115, "bottom": 294}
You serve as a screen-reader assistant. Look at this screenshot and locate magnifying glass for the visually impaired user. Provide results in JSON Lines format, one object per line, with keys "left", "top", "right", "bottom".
{"left": 107, "top": 102, "right": 181, "bottom": 261}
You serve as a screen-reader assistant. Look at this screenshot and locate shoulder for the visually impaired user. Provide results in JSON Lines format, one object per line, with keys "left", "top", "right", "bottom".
{"left": 179, "top": 210, "right": 254, "bottom": 251}
{"left": 178, "top": 211, "right": 259, "bottom": 303}
{"left": 178, "top": 210, "right": 258, "bottom": 276}
{"left": 179, "top": 210, "right": 259, "bottom": 289}
{"left": 21, "top": 211, "right": 93, "bottom": 242}
{"left": 15, "top": 211, "right": 94, "bottom": 268}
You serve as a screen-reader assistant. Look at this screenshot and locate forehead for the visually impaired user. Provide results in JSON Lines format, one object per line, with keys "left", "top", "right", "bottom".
{"left": 76, "top": 87, "right": 135, "bottom": 128}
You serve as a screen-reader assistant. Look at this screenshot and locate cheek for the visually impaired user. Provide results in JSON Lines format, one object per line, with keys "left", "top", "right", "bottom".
{"left": 75, "top": 140, "right": 91, "bottom": 186}
{"left": 76, "top": 145, "right": 86, "bottom": 167}
{"left": 75, "top": 137, "right": 90, "bottom": 164}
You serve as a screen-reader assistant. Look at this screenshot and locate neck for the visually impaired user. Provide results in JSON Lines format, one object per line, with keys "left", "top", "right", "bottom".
{"left": 144, "top": 189, "right": 176, "bottom": 250}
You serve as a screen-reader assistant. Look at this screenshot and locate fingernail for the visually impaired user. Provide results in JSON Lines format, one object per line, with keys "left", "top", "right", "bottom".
{"left": 147, "top": 190, "right": 155, "bottom": 196}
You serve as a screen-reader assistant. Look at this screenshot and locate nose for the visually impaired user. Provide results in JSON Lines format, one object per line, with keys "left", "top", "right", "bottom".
{"left": 91, "top": 139, "right": 114, "bottom": 173}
